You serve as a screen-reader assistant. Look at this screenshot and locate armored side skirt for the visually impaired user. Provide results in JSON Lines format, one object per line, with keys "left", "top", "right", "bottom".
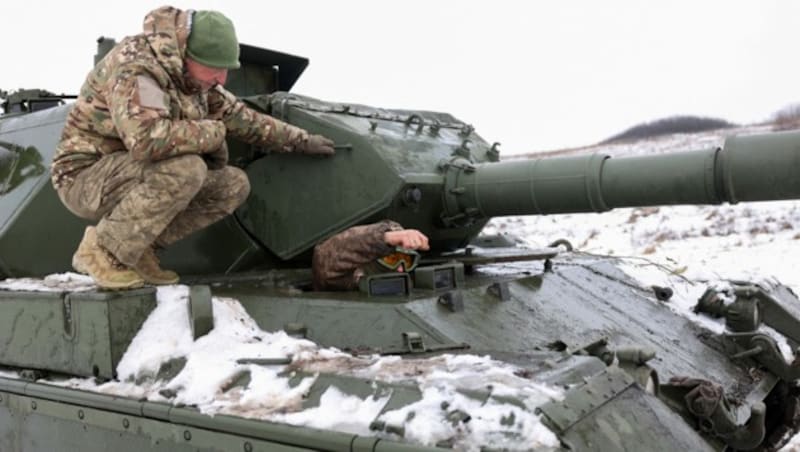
{"left": 0, "top": 378, "right": 435, "bottom": 452}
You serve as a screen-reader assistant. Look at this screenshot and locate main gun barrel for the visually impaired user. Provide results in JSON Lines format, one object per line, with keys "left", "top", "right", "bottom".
{"left": 441, "top": 130, "right": 800, "bottom": 223}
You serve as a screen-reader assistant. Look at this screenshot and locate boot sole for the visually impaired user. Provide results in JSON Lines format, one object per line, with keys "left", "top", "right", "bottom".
{"left": 133, "top": 269, "right": 180, "bottom": 285}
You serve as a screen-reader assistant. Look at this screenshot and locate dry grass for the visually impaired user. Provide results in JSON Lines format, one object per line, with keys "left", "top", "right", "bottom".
{"left": 772, "top": 103, "right": 800, "bottom": 131}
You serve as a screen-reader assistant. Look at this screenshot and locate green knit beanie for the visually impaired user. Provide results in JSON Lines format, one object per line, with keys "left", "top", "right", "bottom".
{"left": 186, "top": 10, "right": 241, "bottom": 69}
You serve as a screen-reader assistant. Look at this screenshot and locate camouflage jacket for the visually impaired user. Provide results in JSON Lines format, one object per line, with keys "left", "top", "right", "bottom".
{"left": 51, "top": 6, "right": 308, "bottom": 188}
{"left": 312, "top": 220, "right": 403, "bottom": 291}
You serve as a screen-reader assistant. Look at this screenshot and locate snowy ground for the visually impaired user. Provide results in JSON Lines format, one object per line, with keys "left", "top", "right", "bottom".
{"left": 2, "top": 125, "right": 800, "bottom": 450}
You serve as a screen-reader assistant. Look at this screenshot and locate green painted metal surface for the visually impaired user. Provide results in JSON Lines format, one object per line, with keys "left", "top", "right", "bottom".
{"left": 0, "top": 378, "right": 442, "bottom": 452}
{"left": 223, "top": 284, "right": 463, "bottom": 353}
{"left": 0, "top": 106, "right": 87, "bottom": 278}
{"left": 541, "top": 369, "right": 718, "bottom": 452}
{"left": 0, "top": 288, "right": 156, "bottom": 378}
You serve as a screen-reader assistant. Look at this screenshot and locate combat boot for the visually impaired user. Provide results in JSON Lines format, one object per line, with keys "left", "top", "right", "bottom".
{"left": 133, "top": 246, "right": 180, "bottom": 285}
{"left": 71, "top": 226, "right": 145, "bottom": 290}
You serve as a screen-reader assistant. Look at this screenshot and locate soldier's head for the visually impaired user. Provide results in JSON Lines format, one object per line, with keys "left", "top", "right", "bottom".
{"left": 185, "top": 10, "right": 240, "bottom": 91}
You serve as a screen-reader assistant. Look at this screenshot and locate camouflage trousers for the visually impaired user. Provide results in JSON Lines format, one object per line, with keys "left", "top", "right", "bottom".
{"left": 56, "top": 152, "right": 250, "bottom": 267}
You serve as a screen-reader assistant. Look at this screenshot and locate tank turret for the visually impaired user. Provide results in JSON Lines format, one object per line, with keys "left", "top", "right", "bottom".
{"left": 235, "top": 92, "right": 800, "bottom": 261}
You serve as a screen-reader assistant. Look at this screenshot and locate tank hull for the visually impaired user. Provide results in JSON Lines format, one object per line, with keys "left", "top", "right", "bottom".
{"left": 2, "top": 252, "right": 796, "bottom": 450}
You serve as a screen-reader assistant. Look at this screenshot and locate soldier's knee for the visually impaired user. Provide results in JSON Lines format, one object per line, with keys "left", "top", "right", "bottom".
{"left": 156, "top": 155, "right": 208, "bottom": 193}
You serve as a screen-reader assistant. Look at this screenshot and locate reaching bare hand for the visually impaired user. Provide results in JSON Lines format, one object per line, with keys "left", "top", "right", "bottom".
{"left": 384, "top": 229, "right": 430, "bottom": 250}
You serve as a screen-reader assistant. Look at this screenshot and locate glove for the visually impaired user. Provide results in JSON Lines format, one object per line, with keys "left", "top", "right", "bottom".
{"left": 295, "top": 134, "right": 335, "bottom": 156}
{"left": 203, "top": 142, "right": 229, "bottom": 170}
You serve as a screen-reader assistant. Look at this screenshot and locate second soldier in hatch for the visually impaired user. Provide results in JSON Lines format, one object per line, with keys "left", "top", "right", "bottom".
{"left": 50, "top": 7, "right": 335, "bottom": 289}
{"left": 312, "top": 221, "right": 430, "bottom": 291}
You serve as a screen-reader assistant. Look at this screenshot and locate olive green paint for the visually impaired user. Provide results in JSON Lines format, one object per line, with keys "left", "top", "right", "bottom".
{"left": 0, "top": 378, "right": 443, "bottom": 452}
{"left": 0, "top": 288, "right": 156, "bottom": 378}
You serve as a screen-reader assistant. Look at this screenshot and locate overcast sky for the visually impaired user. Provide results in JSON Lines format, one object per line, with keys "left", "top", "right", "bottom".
{"left": 3, "top": 1, "right": 799, "bottom": 153}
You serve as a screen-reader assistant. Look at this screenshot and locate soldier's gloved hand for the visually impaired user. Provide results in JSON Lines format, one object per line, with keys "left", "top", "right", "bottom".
{"left": 295, "top": 134, "right": 335, "bottom": 156}
{"left": 203, "top": 143, "right": 229, "bottom": 170}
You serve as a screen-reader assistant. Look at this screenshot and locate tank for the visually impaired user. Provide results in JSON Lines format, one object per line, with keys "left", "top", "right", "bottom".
{"left": 2, "top": 40, "right": 800, "bottom": 451}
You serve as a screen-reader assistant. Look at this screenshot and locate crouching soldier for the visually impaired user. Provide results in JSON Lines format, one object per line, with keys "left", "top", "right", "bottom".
{"left": 51, "top": 7, "right": 334, "bottom": 289}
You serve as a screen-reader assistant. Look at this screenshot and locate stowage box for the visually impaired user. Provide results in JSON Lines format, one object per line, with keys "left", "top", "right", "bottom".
{"left": 0, "top": 288, "right": 156, "bottom": 378}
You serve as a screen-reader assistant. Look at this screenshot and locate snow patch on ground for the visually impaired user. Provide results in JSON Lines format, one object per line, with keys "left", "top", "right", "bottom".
{"left": 486, "top": 201, "right": 800, "bottom": 297}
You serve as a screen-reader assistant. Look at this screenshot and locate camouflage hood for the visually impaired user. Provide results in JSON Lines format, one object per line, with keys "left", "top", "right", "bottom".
{"left": 141, "top": 6, "right": 194, "bottom": 93}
